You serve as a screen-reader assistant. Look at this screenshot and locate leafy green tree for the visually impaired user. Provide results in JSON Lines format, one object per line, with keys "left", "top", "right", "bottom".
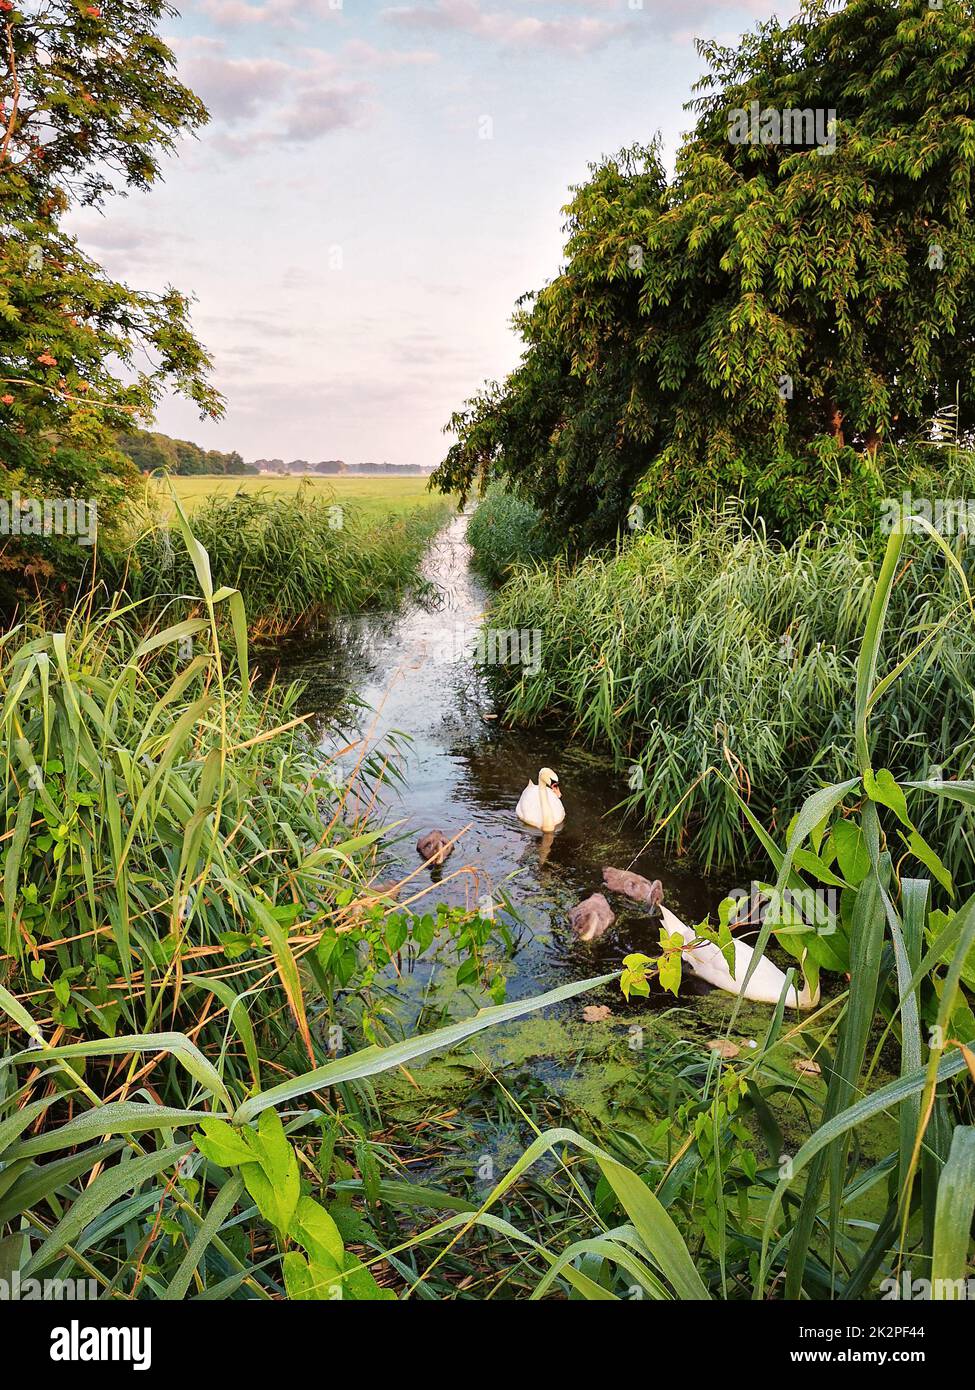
{"left": 117, "top": 428, "right": 254, "bottom": 476}
{"left": 434, "top": 0, "right": 975, "bottom": 543}
{"left": 0, "top": 0, "right": 221, "bottom": 601}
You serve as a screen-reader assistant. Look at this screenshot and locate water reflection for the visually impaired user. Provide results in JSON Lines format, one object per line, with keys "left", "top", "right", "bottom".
{"left": 272, "top": 514, "right": 724, "bottom": 1006}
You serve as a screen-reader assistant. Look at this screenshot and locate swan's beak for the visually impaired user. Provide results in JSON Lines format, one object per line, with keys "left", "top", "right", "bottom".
{"left": 550, "top": 783, "right": 562, "bottom": 799}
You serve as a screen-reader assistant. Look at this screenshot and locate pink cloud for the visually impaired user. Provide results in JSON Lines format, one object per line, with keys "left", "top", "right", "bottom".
{"left": 171, "top": 42, "right": 374, "bottom": 151}
{"left": 381, "top": 0, "right": 788, "bottom": 54}
{"left": 339, "top": 38, "right": 439, "bottom": 68}
{"left": 381, "top": 0, "right": 631, "bottom": 53}
{"left": 179, "top": 55, "right": 298, "bottom": 123}
{"left": 199, "top": 0, "right": 342, "bottom": 27}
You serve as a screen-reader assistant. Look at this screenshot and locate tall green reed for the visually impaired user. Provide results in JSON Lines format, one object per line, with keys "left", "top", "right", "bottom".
{"left": 122, "top": 485, "right": 453, "bottom": 636}
{"left": 485, "top": 508, "right": 975, "bottom": 892}
{"left": 394, "top": 512, "right": 975, "bottom": 1300}
{"left": 0, "top": 494, "right": 480, "bottom": 1073}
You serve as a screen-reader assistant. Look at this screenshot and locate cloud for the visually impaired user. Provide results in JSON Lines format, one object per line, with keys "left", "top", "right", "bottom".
{"left": 199, "top": 0, "right": 342, "bottom": 28}
{"left": 279, "top": 85, "right": 372, "bottom": 142}
{"left": 210, "top": 93, "right": 369, "bottom": 154}
{"left": 169, "top": 32, "right": 436, "bottom": 154}
{"left": 70, "top": 217, "right": 157, "bottom": 255}
{"left": 338, "top": 38, "right": 439, "bottom": 68}
{"left": 172, "top": 44, "right": 372, "bottom": 152}
{"left": 179, "top": 54, "right": 297, "bottom": 123}
{"left": 382, "top": 0, "right": 631, "bottom": 55}
{"left": 67, "top": 214, "right": 194, "bottom": 275}
{"left": 381, "top": 0, "right": 789, "bottom": 54}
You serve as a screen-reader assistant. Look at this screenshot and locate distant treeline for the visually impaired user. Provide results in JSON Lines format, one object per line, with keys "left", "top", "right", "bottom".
{"left": 118, "top": 431, "right": 428, "bottom": 476}
{"left": 253, "top": 458, "right": 428, "bottom": 475}
{"left": 118, "top": 430, "right": 257, "bottom": 476}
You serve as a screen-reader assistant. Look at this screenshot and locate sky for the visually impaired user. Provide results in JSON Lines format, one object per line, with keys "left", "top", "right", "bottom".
{"left": 71, "top": 0, "right": 792, "bottom": 467}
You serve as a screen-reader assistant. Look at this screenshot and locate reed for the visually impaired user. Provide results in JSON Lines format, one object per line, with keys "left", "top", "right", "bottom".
{"left": 0, "top": 498, "right": 495, "bottom": 1073}
{"left": 121, "top": 485, "right": 453, "bottom": 636}
{"left": 465, "top": 485, "right": 553, "bottom": 584}
{"left": 485, "top": 508, "right": 975, "bottom": 892}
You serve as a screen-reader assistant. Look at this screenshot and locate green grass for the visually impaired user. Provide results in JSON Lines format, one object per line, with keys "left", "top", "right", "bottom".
{"left": 482, "top": 507, "right": 975, "bottom": 894}
{"left": 1, "top": 509, "right": 973, "bottom": 1301}
{"left": 465, "top": 484, "right": 554, "bottom": 584}
{"left": 124, "top": 481, "right": 454, "bottom": 635}
{"left": 163, "top": 473, "right": 444, "bottom": 523}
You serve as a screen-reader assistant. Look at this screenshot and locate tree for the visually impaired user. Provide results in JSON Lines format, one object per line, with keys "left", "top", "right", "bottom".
{"left": 0, "top": 0, "right": 221, "bottom": 602}
{"left": 116, "top": 428, "right": 255, "bottom": 475}
{"left": 433, "top": 0, "right": 975, "bottom": 543}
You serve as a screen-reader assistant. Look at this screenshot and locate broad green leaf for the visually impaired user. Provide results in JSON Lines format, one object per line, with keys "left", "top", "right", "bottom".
{"left": 832, "top": 820, "right": 870, "bottom": 886}
{"left": 902, "top": 829, "right": 953, "bottom": 895}
{"left": 932, "top": 1127, "right": 975, "bottom": 1294}
{"left": 290, "top": 1196, "right": 344, "bottom": 1267}
{"left": 195, "top": 1118, "right": 257, "bottom": 1169}
{"left": 863, "top": 768, "right": 911, "bottom": 828}
{"left": 340, "top": 1252, "right": 397, "bottom": 1301}
{"left": 282, "top": 1251, "right": 340, "bottom": 1301}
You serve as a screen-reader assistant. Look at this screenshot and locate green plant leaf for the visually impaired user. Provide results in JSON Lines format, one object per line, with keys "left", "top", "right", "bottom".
{"left": 931, "top": 1127, "right": 975, "bottom": 1294}
{"left": 290, "top": 1196, "right": 344, "bottom": 1267}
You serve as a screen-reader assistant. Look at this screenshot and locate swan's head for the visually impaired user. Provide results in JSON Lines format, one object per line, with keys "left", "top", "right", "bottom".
{"left": 539, "top": 767, "right": 562, "bottom": 798}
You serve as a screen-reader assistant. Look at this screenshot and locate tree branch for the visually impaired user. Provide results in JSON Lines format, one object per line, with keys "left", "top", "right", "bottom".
{"left": 0, "top": 18, "right": 21, "bottom": 166}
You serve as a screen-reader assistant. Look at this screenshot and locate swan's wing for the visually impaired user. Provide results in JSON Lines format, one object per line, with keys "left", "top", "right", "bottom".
{"left": 702, "top": 940, "right": 797, "bottom": 1004}
{"left": 660, "top": 905, "right": 803, "bottom": 1005}
{"left": 683, "top": 938, "right": 739, "bottom": 991}
{"left": 516, "top": 783, "right": 541, "bottom": 825}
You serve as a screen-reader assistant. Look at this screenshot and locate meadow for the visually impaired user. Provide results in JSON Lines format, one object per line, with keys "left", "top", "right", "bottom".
{"left": 162, "top": 474, "right": 444, "bottom": 522}
{"left": 121, "top": 477, "right": 454, "bottom": 637}
{"left": 2, "top": 0, "right": 974, "bottom": 1324}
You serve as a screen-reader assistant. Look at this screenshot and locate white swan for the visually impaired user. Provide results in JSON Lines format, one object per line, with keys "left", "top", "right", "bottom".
{"left": 659, "top": 903, "right": 820, "bottom": 1010}
{"left": 516, "top": 767, "right": 565, "bottom": 832}
{"left": 600, "top": 868, "right": 819, "bottom": 1009}
{"left": 569, "top": 892, "right": 615, "bottom": 942}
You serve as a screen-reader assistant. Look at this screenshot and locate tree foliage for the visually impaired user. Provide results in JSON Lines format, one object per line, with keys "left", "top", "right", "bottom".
{"left": 117, "top": 428, "right": 254, "bottom": 476}
{"left": 434, "top": 0, "right": 975, "bottom": 543}
{"left": 0, "top": 0, "right": 221, "bottom": 599}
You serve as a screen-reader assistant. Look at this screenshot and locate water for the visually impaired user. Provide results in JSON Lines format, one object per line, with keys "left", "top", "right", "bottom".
{"left": 274, "top": 513, "right": 723, "bottom": 1007}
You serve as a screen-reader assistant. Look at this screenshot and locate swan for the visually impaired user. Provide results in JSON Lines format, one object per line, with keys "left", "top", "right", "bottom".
{"left": 601, "top": 867, "right": 819, "bottom": 1009}
{"left": 367, "top": 881, "right": 401, "bottom": 902}
{"left": 568, "top": 892, "right": 615, "bottom": 942}
{"left": 662, "top": 900, "right": 819, "bottom": 1009}
{"left": 602, "top": 867, "right": 662, "bottom": 905}
{"left": 516, "top": 768, "right": 565, "bottom": 832}
{"left": 416, "top": 830, "right": 453, "bottom": 865}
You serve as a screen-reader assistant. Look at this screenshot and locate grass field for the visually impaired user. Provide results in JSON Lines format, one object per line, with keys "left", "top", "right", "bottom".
{"left": 162, "top": 473, "right": 448, "bottom": 522}
{"left": 131, "top": 473, "right": 455, "bottom": 634}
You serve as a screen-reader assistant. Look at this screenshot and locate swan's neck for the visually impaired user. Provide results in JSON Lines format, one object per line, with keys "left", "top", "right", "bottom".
{"left": 540, "top": 784, "right": 554, "bottom": 833}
